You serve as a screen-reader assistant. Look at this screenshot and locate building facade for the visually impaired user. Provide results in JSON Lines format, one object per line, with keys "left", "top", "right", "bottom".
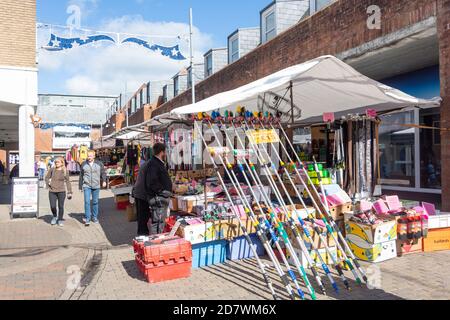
{"left": 227, "top": 27, "right": 261, "bottom": 64}
{"left": 35, "top": 94, "right": 116, "bottom": 157}
{"left": 204, "top": 48, "right": 228, "bottom": 78}
{"left": 152, "top": 0, "right": 450, "bottom": 210}
{"left": 0, "top": 0, "right": 37, "bottom": 176}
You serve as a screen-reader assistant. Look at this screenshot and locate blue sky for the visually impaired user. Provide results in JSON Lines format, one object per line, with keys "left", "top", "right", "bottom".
{"left": 37, "top": 0, "right": 268, "bottom": 95}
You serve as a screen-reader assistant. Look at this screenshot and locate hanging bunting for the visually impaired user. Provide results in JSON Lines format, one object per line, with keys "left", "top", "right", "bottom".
{"left": 44, "top": 33, "right": 116, "bottom": 51}
{"left": 121, "top": 37, "right": 186, "bottom": 60}
{"left": 43, "top": 31, "right": 187, "bottom": 61}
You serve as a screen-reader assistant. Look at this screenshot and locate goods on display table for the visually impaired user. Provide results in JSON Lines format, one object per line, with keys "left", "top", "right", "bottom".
{"left": 125, "top": 110, "right": 448, "bottom": 301}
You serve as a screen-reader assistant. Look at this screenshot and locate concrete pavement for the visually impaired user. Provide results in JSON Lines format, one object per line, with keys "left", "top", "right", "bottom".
{"left": 1, "top": 180, "right": 450, "bottom": 300}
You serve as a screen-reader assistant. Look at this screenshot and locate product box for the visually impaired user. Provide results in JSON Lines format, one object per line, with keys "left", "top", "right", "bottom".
{"left": 346, "top": 234, "right": 397, "bottom": 263}
{"left": 423, "top": 228, "right": 450, "bottom": 252}
{"left": 226, "top": 234, "right": 265, "bottom": 261}
{"left": 322, "top": 203, "right": 353, "bottom": 221}
{"left": 285, "top": 204, "right": 315, "bottom": 220}
{"left": 428, "top": 213, "right": 450, "bottom": 230}
{"left": 176, "top": 220, "right": 215, "bottom": 245}
{"left": 396, "top": 238, "right": 423, "bottom": 257}
{"left": 213, "top": 217, "right": 257, "bottom": 241}
{"left": 285, "top": 223, "right": 337, "bottom": 250}
{"left": 115, "top": 194, "right": 129, "bottom": 204}
{"left": 169, "top": 197, "right": 179, "bottom": 212}
{"left": 286, "top": 246, "right": 338, "bottom": 268}
{"left": 126, "top": 204, "right": 137, "bottom": 222}
{"left": 192, "top": 240, "right": 227, "bottom": 269}
{"left": 345, "top": 216, "right": 397, "bottom": 245}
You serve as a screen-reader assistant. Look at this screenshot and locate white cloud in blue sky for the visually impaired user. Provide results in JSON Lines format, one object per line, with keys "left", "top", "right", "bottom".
{"left": 37, "top": 14, "right": 213, "bottom": 96}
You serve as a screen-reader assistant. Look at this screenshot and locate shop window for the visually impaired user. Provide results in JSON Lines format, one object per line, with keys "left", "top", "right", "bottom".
{"left": 379, "top": 111, "right": 415, "bottom": 187}
{"left": 420, "top": 108, "right": 441, "bottom": 189}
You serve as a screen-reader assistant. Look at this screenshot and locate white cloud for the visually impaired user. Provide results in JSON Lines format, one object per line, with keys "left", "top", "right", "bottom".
{"left": 37, "top": 15, "right": 213, "bottom": 97}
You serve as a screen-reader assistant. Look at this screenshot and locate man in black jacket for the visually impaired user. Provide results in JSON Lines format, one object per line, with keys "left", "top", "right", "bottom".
{"left": 133, "top": 143, "right": 172, "bottom": 236}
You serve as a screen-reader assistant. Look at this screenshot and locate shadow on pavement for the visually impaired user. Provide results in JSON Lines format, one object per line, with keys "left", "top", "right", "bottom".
{"left": 121, "top": 260, "right": 147, "bottom": 282}
{"left": 0, "top": 184, "right": 11, "bottom": 205}
{"left": 239, "top": 258, "right": 404, "bottom": 300}
{"left": 96, "top": 196, "right": 136, "bottom": 247}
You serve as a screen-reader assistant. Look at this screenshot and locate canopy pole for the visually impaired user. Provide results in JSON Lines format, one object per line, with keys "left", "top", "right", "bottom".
{"left": 287, "top": 81, "right": 295, "bottom": 160}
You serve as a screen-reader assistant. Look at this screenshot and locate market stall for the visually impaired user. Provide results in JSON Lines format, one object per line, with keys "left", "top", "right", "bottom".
{"left": 130, "top": 56, "right": 445, "bottom": 300}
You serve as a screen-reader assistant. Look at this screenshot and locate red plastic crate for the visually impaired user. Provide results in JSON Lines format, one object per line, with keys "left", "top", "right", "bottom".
{"left": 135, "top": 255, "right": 192, "bottom": 283}
{"left": 139, "top": 235, "right": 192, "bottom": 265}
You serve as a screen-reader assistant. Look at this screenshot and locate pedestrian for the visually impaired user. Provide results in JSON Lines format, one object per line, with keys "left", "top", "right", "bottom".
{"left": 132, "top": 143, "right": 172, "bottom": 236}
{"left": 45, "top": 157, "right": 72, "bottom": 227}
{"left": 9, "top": 164, "right": 19, "bottom": 180}
{"left": 0, "top": 160, "right": 4, "bottom": 176}
{"left": 38, "top": 158, "right": 47, "bottom": 181}
{"left": 79, "top": 150, "right": 106, "bottom": 226}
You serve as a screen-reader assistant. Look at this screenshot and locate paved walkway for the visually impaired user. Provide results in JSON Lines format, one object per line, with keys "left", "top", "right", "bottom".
{"left": 1, "top": 180, "right": 450, "bottom": 300}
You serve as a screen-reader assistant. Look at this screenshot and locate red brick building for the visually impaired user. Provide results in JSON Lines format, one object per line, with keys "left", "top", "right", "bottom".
{"left": 105, "top": 0, "right": 450, "bottom": 210}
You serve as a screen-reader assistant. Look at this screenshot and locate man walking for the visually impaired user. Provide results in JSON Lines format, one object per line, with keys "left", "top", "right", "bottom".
{"left": 79, "top": 151, "right": 106, "bottom": 226}
{"left": 133, "top": 143, "right": 172, "bottom": 236}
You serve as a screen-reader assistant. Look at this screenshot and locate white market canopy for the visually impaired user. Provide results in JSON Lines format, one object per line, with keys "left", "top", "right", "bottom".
{"left": 102, "top": 113, "right": 188, "bottom": 143}
{"left": 170, "top": 55, "right": 440, "bottom": 123}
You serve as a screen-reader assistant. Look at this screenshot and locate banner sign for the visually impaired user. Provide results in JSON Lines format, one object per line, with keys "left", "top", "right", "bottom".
{"left": 11, "top": 177, "right": 39, "bottom": 218}
{"left": 247, "top": 130, "right": 280, "bottom": 144}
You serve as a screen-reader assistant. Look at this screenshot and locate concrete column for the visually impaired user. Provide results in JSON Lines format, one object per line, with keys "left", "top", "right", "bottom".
{"left": 18, "top": 105, "right": 35, "bottom": 177}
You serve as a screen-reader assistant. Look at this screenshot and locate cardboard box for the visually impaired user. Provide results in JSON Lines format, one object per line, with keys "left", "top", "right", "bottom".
{"left": 423, "top": 228, "right": 450, "bottom": 252}
{"left": 285, "top": 204, "right": 315, "bottom": 220}
{"left": 286, "top": 246, "right": 338, "bottom": 268}
{"left": 345, "top": 217, "right": 397, "bottom": 245}
{"left": 428, "top": 213, "right": 450, "bottom": 230}
{"left": 126, "top": 204, "right": 137, "bottom": 222}
{"left": 346, "top": 235, "right": 397, "bottom": 263}
{"left": 213, "top": 217, "right": 257, "bottom": 241}
{"left": 396, "top": 238, "right": 423, "bottom": 257}
{"left": 115, "top": 194, "right": 129, "bottom": 204}
{"left": 286, "top": 223, "right": 336, "bottom": 250}
{"left": 176, "top": 221, "right": 215, "bottom": 245}
{"left": 169, "top": 197, "right": 179, "bottom": 211}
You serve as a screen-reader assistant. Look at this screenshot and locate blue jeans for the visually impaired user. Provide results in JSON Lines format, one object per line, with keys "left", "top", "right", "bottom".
{"left": 84, "top": 187, "right": 100, "bottom": 222}
{"left": 38, "top": 168, "right": 45, "bottom": 180}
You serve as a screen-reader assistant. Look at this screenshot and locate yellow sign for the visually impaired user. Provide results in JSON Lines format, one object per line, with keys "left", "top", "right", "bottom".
{"left": 247, "top": 130, "right": 280, "bottom": 144}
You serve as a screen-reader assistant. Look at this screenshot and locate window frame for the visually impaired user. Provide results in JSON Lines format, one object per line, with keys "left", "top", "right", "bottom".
{"left": 229, "top": 35, "right": 239, "bottom": 63}
{"left": 205, "top": 53, "right": 213, "bottom": 77}
{"left": 262, "top": 7, "right": 276, "bottom": 43}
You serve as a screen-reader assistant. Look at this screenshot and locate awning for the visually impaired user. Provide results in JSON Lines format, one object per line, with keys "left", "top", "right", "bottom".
{"left": 102, "top": 113, "right": 188, "bottom": 143}
{"left": 170, "top": 55, "right": 440, "bottom": 123}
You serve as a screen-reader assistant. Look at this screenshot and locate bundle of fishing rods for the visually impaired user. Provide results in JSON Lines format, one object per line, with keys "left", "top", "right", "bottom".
{"left": 190, "top": 107, "right": 367, "bottom": 300}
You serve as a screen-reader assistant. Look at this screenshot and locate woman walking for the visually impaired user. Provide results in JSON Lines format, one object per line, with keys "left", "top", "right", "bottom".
{"left": 45, "top": 157, "right": 72, "bottom": 227}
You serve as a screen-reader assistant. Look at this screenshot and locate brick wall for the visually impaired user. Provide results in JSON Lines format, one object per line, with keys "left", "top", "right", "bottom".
{"left": 0, "top": 0, "right": 36, "bottom": 68}
{"left": 154, "top": 0, "right": 437, "bottom": 117}
{"left": 438, "top": 0, "right": 450, "bottom": 211}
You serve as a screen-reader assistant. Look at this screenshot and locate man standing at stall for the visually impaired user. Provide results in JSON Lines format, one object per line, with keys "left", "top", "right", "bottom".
{"left": 133, "top": 143, "right": 172, "bottom": 236}
{"left": 79, "top": 151, "right": 107, "bottom": 227}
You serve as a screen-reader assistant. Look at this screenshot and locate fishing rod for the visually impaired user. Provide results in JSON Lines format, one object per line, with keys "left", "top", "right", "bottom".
{"left": 270, "top": 117, "right": 367, "bottom": 283}
{"left": 193, "top": 120, "right": 295, "bottom": 300}
{"left": 263, "top": 117, "right": 362, "bottom": 283}
{"left": 249, "top": 115, "right": 351, "bottom": 291}
{"left": 203, "top": 118, "right": 308, "bottom": 300}
{"left": 238, "top": 112, "right": 338, "bottom": 294}
{"left": 221, "top": 114, "right": 318, "bottom": 298}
